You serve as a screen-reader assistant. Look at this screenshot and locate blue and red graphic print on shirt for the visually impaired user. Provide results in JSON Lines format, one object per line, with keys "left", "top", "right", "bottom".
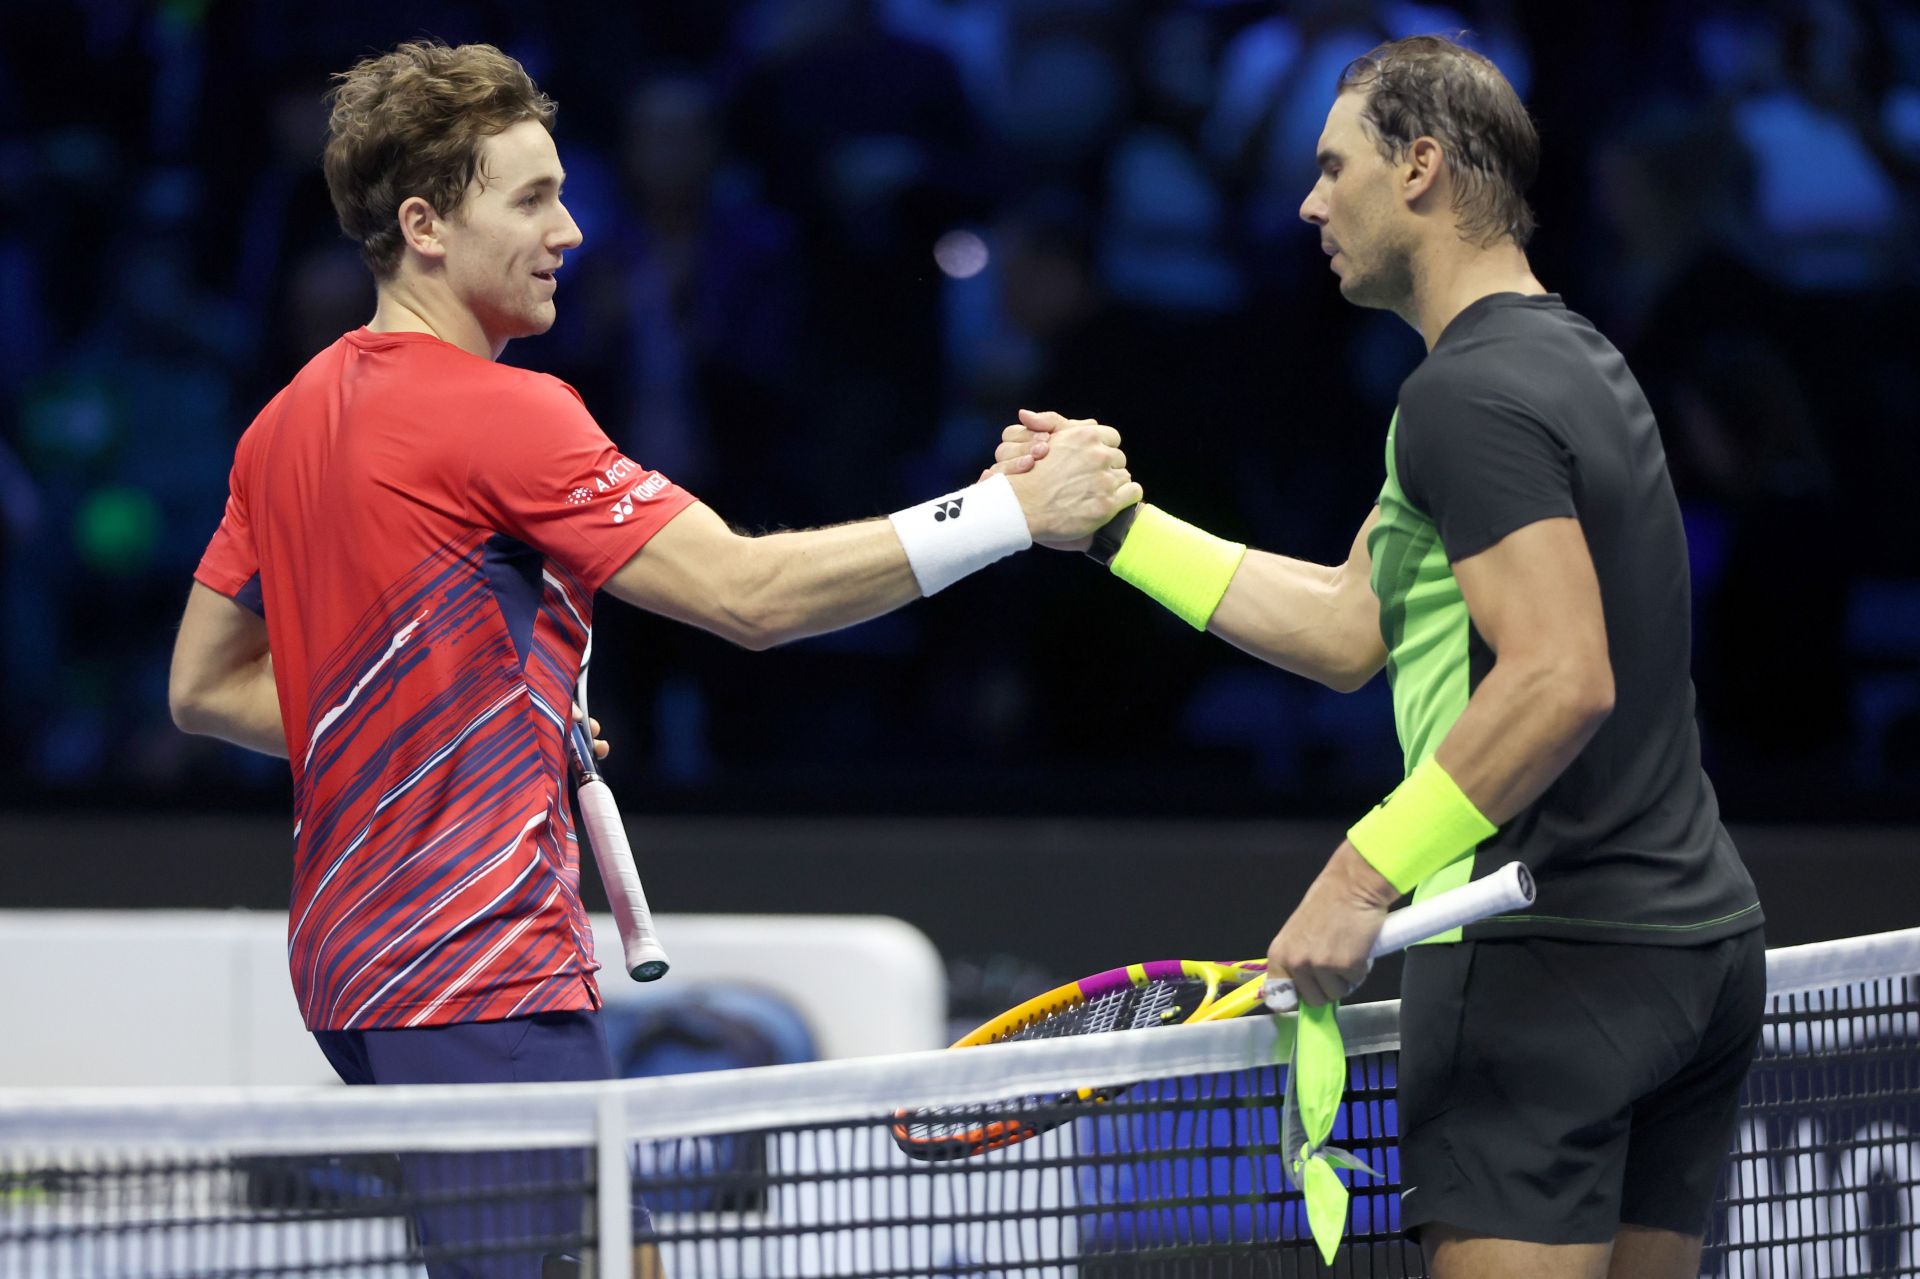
{"left": 195, "top": 329, "right": 695, "bottom": 1030}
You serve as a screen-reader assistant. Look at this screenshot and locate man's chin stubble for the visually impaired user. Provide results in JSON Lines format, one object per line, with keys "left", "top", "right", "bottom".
{"left": 1341, "top": 256, "right": 1414, "bottom": 314}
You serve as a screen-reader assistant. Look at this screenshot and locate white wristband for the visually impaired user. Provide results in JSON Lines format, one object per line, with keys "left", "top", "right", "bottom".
{"left": 888, "top": 473, "right": 1033, "bottom": 596}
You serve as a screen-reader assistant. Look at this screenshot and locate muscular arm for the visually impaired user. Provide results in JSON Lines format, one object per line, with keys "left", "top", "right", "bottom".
{"left": 1206, "top": 509, "right": 1387, "bottom": 692}
{"left": 996, "top": 414, "right": 1383, "bottom": 692}
{"left": 606, "top": 424, "right": 1140, "bottom": 649}
{"left": 1431, "top": 515, "right": 1615, "bottom": 821}
{"left": 168, "top": 582, "right": 288, "bottom": 758}
{"left": 604, "top": 502, "right": 921, "bottom": 651}
{"left": 1267, "top": 517, "right": 1615, "bottom": 1005}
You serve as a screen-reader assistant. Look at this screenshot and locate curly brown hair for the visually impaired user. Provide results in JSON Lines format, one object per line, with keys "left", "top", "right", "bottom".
{"left": 323, "top": 40, "right": 558, "bottom": 279}
{"left": 1339, "top": 35, "right": 1539, "bottom": 249}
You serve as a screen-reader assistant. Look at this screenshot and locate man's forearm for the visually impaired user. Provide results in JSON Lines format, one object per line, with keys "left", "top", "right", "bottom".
{"left": 616, "top": 425, "right": 1138, "bottom": 648}
{"left": 607, "top": 504, "right": 939, "bottom": 650}
{"left": 723, "top": 520, "right": 925, "bottom": 650}
{"left": 1207, "top": 549, "right": 1385, "bottom": 691}
{"left": 174, "top": 657, "right": 289, "bottom": 758}
{"left": 1086, "top": 503, "right": 1384, "bottom": 691}
{"left": 1340, "top": 654, "right": 1607, "bottom": 898}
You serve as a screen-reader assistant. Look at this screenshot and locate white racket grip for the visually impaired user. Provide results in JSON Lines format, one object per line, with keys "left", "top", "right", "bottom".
{"left": 1262, "top": 860, "right": 1535, "bottom": 1012}
{"left": 576, "top": 777, "right": 670, "bottom": 982}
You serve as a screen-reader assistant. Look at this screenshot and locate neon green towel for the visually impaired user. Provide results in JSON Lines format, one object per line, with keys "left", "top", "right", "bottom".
{"left": 1280, "top": 1001, "right": 1383, "bottom": 1266}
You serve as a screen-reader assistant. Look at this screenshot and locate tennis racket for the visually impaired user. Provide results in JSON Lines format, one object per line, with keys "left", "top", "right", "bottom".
{"left": 892, "top": 862, "right": 1534, "bottom": 1159}
{"left": 570, "top": 633, "right": 669, "bottom": 982}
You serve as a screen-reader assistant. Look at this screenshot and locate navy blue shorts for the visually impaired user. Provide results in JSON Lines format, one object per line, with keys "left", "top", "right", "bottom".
{"left": 314, "top": 1009, "right": 616, "bottom": 1087}
{"left": 314, "top": 1011, "right": 651, "bottom": 1279}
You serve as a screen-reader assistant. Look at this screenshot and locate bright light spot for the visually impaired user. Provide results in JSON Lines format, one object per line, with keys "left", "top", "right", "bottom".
{"left": 933, "top": 230, "right": 989, "bottom": 279}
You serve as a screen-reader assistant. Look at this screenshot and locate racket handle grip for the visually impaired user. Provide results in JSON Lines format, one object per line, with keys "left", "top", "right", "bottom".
{"left": 576, "top": 777, "right": 670, "bottom": 982}
{"left": 1262, "top": 860, "right": 1535, "bottom": 1012}
{"left": 1371, "top": 860, "right": 1534, "bottom": 955}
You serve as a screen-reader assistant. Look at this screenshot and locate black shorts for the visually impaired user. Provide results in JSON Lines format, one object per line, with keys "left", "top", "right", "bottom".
{"left": 1396, "top": 927, "right": 1766, "bottom": 1244}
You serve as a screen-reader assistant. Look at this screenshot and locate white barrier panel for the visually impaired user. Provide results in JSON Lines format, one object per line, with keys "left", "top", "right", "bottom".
{"left": 0, "top": 912, "right": 944, "bottom": 1086}
{"left": 588, "top": 914, "right": 946, "bottom": 1062}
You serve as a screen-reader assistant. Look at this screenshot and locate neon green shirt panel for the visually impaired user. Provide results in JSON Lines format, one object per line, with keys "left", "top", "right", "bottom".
{"left": 1366, "top": 410, "right": 1479, "bottom": 931}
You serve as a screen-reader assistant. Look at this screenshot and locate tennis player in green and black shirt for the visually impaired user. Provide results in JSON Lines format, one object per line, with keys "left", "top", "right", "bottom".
{"left": 996, "top": 33, "right": 1762, "bottom": 1279}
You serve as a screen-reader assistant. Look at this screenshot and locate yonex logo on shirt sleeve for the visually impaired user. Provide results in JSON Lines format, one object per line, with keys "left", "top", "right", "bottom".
{"left": 609, "top": 474, "right": 671, "bottom": 524}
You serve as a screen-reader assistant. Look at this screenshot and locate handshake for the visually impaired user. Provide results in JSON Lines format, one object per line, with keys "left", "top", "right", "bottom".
{"left": 985, "top": 409, "right": 1142, "bottom": 551}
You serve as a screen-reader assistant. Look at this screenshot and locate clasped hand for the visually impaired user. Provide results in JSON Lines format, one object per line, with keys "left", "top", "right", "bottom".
{"left": 985, "top": 409, "right": 1141, "bottom": 550}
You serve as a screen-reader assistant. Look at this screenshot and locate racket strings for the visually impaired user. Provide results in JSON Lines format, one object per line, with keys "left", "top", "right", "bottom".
{"left": 997, "top": 976, "right": 1214, "bottom": 1043}
{"left": 894, "top": 976, "right": 1225, "bottom": 1159}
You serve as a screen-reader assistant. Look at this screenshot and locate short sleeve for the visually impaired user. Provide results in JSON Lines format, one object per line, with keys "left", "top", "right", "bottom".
{"left": 195, "top": 427, "right": 265, "bottom": 616}
{"left": 464, "top": 377, "right": 697, "bottom": 593}
{"left": 1396, "top": 366, "right": 1576, "bottom": 563}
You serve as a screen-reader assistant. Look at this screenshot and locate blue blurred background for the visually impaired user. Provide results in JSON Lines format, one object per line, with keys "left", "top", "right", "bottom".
{"left": 2, "top": 0, "right": 1917, "bottom": 840}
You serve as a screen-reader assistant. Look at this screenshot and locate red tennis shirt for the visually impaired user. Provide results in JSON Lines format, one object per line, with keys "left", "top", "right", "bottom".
{"left": 195, "top": 328, "right": 696, "bottom": 1030}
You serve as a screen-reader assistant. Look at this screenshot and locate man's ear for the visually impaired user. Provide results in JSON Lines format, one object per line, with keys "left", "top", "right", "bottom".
{"left": 396, "top": 195, "right": 447, "bottom": 264}
{"left": 1403, "top": 136, "right": 1445, "bottom": 209}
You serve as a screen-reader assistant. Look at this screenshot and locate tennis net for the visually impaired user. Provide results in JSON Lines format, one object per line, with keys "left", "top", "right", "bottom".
{"left": 2, "top": 927, "right": 1914, "bottom": 1278}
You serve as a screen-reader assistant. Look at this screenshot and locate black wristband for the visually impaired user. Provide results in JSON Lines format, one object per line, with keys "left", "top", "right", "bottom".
{"left": 1084, "top": 504, "right": 1141, "bottom": 567}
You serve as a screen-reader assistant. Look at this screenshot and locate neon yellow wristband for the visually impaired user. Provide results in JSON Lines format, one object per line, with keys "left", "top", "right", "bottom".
{"left": 1346, "top": 756, "right": 1498, "bottom": 894}
{"left": 1107, "top": 504, "right": 1247, "bottom": 630}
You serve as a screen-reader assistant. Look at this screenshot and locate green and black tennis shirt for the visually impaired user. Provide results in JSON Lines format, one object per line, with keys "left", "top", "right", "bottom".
{"left": 1369, "top": 292, "right": 1761, "bottom": 945}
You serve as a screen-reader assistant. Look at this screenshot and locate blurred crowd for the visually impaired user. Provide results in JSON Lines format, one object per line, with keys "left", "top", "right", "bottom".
{"left": 2, "top": 0, "right": 1917, "bottom": 819}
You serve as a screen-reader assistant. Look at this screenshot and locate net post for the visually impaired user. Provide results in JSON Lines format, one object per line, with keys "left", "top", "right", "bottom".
{"left": 596, "top": 1087, "right": 634, "bottom": 1279}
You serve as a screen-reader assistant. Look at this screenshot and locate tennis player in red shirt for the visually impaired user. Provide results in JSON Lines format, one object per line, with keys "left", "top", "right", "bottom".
{"left": 167, "top": 40, "right": 1133, "bottom": 1278}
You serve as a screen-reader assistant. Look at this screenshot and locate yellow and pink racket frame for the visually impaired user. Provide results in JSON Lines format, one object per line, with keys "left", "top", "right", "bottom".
{"left": 953, "top": 957, "right": 1271, "bottom": 1047}
{"left": 890, "top": 958, "right": 1273, "bottom": 1158}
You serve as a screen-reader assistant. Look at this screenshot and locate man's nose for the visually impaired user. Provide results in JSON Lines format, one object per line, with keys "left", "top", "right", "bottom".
{"left": 555, "top": 202, "right": 584, "bottom": 250}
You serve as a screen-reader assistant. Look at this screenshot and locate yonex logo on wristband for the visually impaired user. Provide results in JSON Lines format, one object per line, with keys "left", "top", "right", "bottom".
{"left": 889, "top": 474, "right": 1030, "bottom": 596}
